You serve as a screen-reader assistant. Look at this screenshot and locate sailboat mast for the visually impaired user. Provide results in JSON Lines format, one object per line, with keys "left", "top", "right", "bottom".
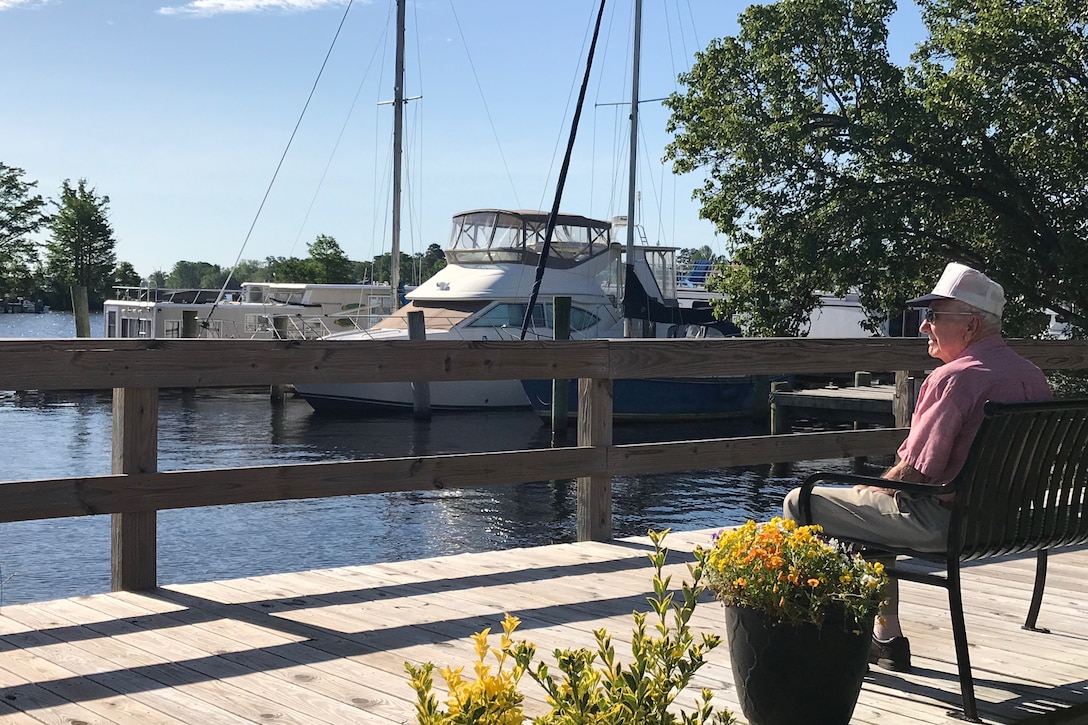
{"left": 390, "top": 0, "right": 405, "bottom": 301}
{"left": 623, "top": 0, "right": 642, "bottom": 338}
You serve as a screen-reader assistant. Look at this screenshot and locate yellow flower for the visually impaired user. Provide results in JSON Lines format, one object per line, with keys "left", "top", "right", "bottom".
{"left": 701, "top": 518, "right": 889, "bottom": 628}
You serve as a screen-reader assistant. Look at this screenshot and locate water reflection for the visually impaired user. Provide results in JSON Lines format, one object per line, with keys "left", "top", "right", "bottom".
{"left": 0, "top": 388, "right": 855, "bottom": 606}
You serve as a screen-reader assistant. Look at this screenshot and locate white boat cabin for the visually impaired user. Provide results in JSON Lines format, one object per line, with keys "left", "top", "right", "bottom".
{"left": 103, "top": 282, "right": 394, "bottom": 340}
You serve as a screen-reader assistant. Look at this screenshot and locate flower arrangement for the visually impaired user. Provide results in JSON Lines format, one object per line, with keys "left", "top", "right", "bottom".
{"left": 405, "top": 529, "right": 735, "bottom": 725}
{"left": 698, "top": 518, "right": 888, "bottom": 629}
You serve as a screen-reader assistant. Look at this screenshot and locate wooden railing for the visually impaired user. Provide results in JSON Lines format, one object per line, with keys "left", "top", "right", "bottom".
{"left": 2, "top": 336, "right": 1086, "bottom": 592}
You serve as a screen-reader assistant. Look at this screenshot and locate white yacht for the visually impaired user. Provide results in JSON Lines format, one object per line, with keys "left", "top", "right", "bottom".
{"left": 293, "top": 208, "right": 695, "bottom": 413}
{"left": 103, "top": 281, "right": 394, "bottom": 340}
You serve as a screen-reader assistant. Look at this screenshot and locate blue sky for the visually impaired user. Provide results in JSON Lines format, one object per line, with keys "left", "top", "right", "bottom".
{"left": 1, "top": 0, "right": 924, "bottom": 279}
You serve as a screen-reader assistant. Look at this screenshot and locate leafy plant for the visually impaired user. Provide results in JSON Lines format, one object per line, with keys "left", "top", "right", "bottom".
{"left": 699, "top": 518, "right": 887, "bottom": 630}
{"left": 405, "top": 529, "right": 735, "bottom": 724}
{"left": 406, "top": 612, "right": 527, "bottom": 725}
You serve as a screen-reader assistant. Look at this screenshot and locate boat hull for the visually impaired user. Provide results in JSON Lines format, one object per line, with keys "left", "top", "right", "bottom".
{"left": 520, "top": 376, "right": 760, "bottom": 422}
{"left": 295, "top": 380, "right": 531, "bottom": 414}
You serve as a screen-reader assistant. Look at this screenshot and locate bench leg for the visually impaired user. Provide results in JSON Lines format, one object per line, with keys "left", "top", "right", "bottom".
{"left": 947, "top": 566, "right": 981, "bottom": 722}
{"left": 1023, "top": 550, "right": 1051, "bottom": 633}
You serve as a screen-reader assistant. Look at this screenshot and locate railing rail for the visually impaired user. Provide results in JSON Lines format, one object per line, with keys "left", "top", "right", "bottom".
{"left": 3, "top": 337, "right": 1086, "bottom": 591}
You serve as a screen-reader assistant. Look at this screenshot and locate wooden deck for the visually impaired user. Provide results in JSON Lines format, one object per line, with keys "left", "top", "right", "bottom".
{"left": 1, "top": 530, "right": 1086, "bottom": 724}
{"left": 772, "top": 383, "right": 898, "bottom": 427}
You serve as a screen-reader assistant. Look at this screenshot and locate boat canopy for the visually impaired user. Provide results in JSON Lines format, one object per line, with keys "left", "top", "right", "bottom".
{"left": 444, "top": 209, "right": 612, "bottom": 268}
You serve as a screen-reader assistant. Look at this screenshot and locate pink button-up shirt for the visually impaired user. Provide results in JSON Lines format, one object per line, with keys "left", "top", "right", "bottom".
{"left": 898, "top": 334, "right": 1052, "bottom": 485}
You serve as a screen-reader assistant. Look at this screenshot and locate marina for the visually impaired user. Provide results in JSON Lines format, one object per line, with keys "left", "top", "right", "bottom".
{"left": 2, "top": 319, "right": 1088, "bottom": 722}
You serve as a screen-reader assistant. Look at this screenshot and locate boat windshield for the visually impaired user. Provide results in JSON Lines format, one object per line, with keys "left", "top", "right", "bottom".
{"left": 444, "top": 210, "right": 611, "bottom": 268}
{"left": 467, "top": 302, "right": 600, "bottom": 332}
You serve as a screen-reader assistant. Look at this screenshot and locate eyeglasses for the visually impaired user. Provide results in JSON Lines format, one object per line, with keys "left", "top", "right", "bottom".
{"left": 923, "top": 308, "right": 976, "bottom": 323}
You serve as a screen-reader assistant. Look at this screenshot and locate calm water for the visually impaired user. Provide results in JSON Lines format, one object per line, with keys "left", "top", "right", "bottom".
{"left": 0, "top": 311, "right": 854, "bottom": 605}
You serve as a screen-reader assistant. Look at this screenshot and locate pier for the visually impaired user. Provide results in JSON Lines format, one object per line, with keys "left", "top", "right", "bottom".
{"left": 0, "top": 298, "right": 46, "bottom": 314}
{"left": 770, "top": 379, "right": 899, "bottom": 432}
{"left": 2, "top": 336, "right": 1087, "bottom": 722}
{"left": 2, "top": 531, "right": 1087, "bottom": 724}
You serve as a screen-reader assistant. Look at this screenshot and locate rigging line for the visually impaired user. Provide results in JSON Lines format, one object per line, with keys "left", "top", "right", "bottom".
{"left": 370, "top": 3, "right": 393, "bottom": 270}
{"left": 203, "top": 0, "right": 357, "bottom": 330}
{"left": 537, "top": 0, "right": 608, "bottom": 214}
{"left": 445, "top": 0, "right": 521, "bottom": 210}
{"left": 408, "top": 0, "right": 425, "bottom": 262}
{"left": 520, "top": 0, "right": 608, "bottom": 341}
{"left": 290, "top": 11, "right": 391, "bottom": 257}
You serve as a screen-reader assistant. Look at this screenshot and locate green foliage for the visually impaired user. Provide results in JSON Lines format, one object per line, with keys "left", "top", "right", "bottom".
{"left": 44, "top": 179, "right": 116, "bottom": 308}
{"left": 0, "top": 162, "right": 48, "bottom": 300}
{"left": 665, "top": 0, "right": 1088, "bottom": 337}
{"left": 230, "top": 258, "right": 271, "bottom": 284}
{"left": 406, "top": 614, "right": 528, "bottom": 725}
{"left": 308, "top": 234, "right": 354, "bottom": 283}
{"left": 406, "top": 530, "right": 735, "bottom": 725}
{"left": 167, "top": 260, "right": 231, "bottom": 289}
{"left": 677, "top": 246, "right": 722, "bottom": 274}
{"left": 111, "top": 261, "right": 143, "bottom": 289}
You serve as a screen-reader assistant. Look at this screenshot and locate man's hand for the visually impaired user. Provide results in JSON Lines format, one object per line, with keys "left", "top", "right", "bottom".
{"left": 854, "top": 484, "right": 899, "bottom": 496}
{"left": 855, "top": 458, "right": 932, "bottom": 495}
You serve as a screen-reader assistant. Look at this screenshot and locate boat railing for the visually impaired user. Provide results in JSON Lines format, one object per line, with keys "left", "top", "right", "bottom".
{"left": 1, "top": 336, "right": 1084, "bottom": 594}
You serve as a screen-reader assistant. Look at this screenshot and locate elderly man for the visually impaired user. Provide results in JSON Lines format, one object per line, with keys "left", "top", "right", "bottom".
{"left": 783, "top": 262, "right": 1051, "bottom": 672}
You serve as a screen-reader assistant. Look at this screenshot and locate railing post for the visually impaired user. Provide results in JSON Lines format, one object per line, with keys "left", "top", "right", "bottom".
{"left": 270, "top": 316, "right": 289, "bottom": 404}
{"left": 894, "top": 370, "right": 922, "bottom": 428}
{"left": 551, "top": 296, "right": 571, "bottom": 436}
{"left": 577, "top": 376, "right": 612, "bottom": 541}
{"left": 111, "top": 387, "right": 159, "bottom": 591}
{"left": 408, "top": 311, "right": 432, "bottom": 419}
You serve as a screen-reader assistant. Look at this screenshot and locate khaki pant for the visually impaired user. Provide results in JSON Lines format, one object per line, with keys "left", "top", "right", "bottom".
{"left": 782, "top": 486, "right": 952, "bottom": 626}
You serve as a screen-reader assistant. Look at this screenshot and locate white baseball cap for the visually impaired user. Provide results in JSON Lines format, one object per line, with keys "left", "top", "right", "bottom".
{"left": 907, "top": 262, "right": 1005, "bottom": 318}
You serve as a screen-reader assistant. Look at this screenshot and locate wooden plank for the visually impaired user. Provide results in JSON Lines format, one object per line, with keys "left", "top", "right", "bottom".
{"left": 608, "top": 428, "right": 908, "bottom": 476}
{"left": 0, "top": 338, "right": 610, "bottom": 390}
{"left": 0, "top": 608, "right": 247, "bottom": 725}
{"left": 3, "top": 531, "right": 1088, "bottom": 725}
{"left": 577, "top": 376, "right": 612, "bottom": 541}
{"left": 0, "top": 428, "right": 907, "bottom": 524}
{"left": 1, "top": 595, "right": 393, "bottom": 725}
{"left": 111, "top": 386, "right": 159, "bottom": 592}
{"left": 3, "top": 337, "right": 1085, "bottom": 392}
{"left": 54, "top": 595, "right": 411, "bottom": 724}
{"left": 0, "top": 446, "right": 604, "bottom": 523}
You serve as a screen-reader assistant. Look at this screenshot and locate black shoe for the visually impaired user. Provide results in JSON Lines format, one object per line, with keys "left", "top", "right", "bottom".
{"left": 869, "top": 636, "right": 911, "bottom": 672}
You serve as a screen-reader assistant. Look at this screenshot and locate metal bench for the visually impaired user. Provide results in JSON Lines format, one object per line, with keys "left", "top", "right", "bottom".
{"left": 798, "top": 397, "right": 1088, "bottom": 722}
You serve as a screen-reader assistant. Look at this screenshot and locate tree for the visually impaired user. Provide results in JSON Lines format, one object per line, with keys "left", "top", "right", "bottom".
{"left": 266, "top": 255, "right": 318, "bottom": 283}
{"left": 112, "top": 261, "right": 143, "bottom": 289}
{"left": 678, "top": 245, "right": 721, "bottom": 272}
{"left": 664, "top": 0, "right": 1088, "bottom": 336}
{"left": 232, "top": 258, "right": 272, "bottom": 283}
{"left": 308, "top": 234, "right": 354, "bottom": 283}
{"left": 44, "top": 179, "right": 116, "bottom": 309}
{"left": 0, "top": 162, "right": 48, "bottom": 300}
{"left": 420, "top": 243, "right": 447, "bottom": 282}
{"left": 167, "top": 260, "right": 230, "bottom": 289}
{"left": 370, "top": 251, "right": 415, "bottom": 287}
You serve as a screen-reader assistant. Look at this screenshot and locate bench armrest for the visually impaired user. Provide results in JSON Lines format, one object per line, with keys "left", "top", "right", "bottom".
{"left": 797, "top": 471, "right": 955, "bottom": 525}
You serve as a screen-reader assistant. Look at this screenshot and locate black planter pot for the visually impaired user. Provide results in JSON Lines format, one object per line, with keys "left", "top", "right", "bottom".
{"left": 725, "top": 605, "right": 874, "bottom": 725}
